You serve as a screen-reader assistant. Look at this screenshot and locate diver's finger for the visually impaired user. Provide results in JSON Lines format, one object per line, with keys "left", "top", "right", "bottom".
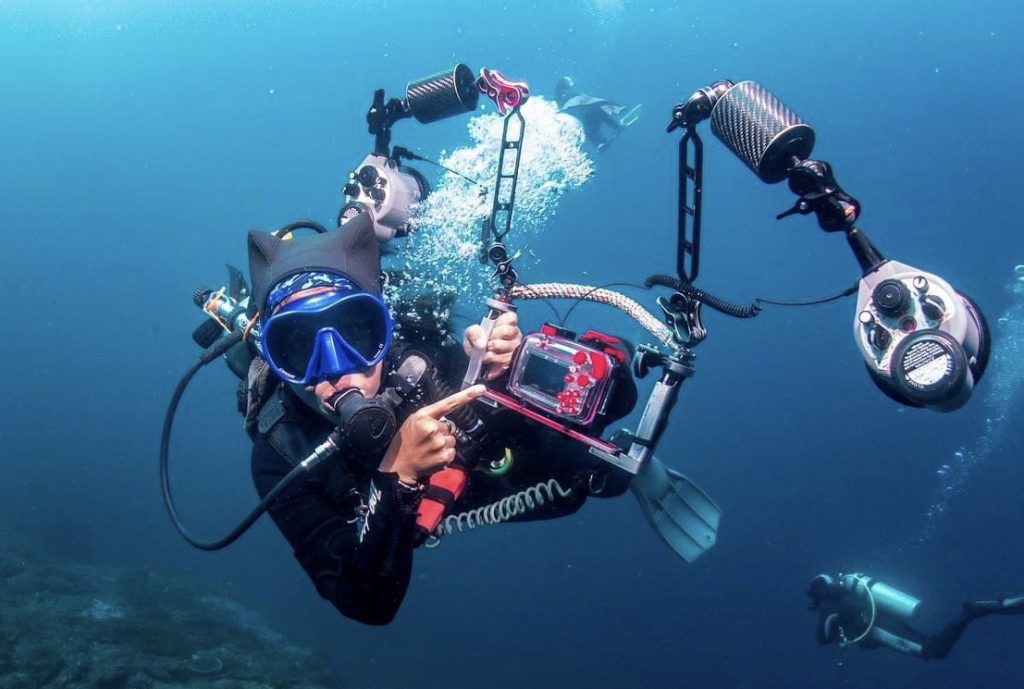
{"left": 420, "top": 384, "right": 486, "bottom": 419}
{"left": 481, "top": 352, "right": 509, "bottom": 368}
{"left": 488, "top": 324, "right": 521, "bottom": 343}
{"left": 414, "top": 415, "right": 443, "bottom": 437}
{"left": 485, "top": 365, "right": 509, "bottom": 381}
{"left": 485, "top": 339, "right": 520, "bottom": 356}
{"left": 494, "top": 311, "right": 518, "bottom": 327}
{"left": 462, "top": 325, "right": 487, "bottom": 354}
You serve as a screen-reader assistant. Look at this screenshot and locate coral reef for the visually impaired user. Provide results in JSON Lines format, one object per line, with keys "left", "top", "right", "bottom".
{"left": 0, "top": 529, "right": 342, "bottom": 689}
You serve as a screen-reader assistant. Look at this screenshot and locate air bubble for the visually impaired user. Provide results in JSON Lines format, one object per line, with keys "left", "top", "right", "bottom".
{"left": 922, "top": 264, "right": 1024, "bottom": 538}
{"left": 382, "top": 97, "right": 592, "bottom": 320}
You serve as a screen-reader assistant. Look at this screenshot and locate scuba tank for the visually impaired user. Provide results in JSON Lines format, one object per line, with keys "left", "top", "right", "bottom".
{"left": 837, "top": 573, "right": 924, "bottom": 654}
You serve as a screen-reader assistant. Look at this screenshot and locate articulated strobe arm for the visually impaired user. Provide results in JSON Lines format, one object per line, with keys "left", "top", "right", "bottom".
{"left": 625, "top": 348, "right": 694, "bottom": 466}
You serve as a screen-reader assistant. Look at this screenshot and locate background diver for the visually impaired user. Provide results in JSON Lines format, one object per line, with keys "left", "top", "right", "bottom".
{"left": 553, "top": 76, "right": 641, "bottom": 151}
{"left": 807, "top": 572, "right": 1024, "bottom": 659}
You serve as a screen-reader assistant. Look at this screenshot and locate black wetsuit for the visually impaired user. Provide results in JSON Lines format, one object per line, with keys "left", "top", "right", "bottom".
{"left": 558, "top": 94, "right": 629, "bottom": 149}
{"left": 250, "top": 336, "right": 628, "bottom": 625}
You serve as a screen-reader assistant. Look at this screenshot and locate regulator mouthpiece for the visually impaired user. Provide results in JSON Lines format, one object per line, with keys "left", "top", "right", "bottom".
{"left": 329, "top": 389, "right": 398, "bottom": 456}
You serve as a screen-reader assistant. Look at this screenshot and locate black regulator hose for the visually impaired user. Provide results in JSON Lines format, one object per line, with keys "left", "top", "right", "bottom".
{"left": 645, "top": 274, "right": 763, "bottom": 318}
{"left": 273, "top": 220, "right": 329, "bottom": 237}
{"left": 160, "top": 331, "right": 325, "bottom": 551}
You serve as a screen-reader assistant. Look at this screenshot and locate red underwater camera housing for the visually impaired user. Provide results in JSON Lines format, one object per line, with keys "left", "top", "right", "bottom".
{"left": 507, "top": 325, "right": 622, "bottom": 427}
{"left": 483, "top": 324, "right": 635, "bottom": 456}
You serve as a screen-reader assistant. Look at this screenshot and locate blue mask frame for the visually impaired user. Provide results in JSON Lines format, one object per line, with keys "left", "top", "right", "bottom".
{"left": 260, "top": 289, "right": 393, "bottom": 385}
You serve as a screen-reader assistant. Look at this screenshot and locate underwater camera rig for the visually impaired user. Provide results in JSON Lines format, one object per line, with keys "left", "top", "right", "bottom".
{"left": 162, "top": 66, "right": 988, "bottom": 566}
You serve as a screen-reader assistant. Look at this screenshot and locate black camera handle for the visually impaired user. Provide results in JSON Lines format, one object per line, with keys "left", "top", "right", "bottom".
{"left": 479, "top": 106, "right": 527, "bottom": 290}
{"left": 676, "top": 128, "right": 704, "bottom": 284}
{"left": 463, "top": 71, "right": 531, "bottom": 389}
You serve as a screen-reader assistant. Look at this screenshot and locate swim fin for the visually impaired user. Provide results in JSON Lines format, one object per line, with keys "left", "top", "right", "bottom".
{"left": 965, "top": 595, "right": 1024, "bottom": 617}
{"left": 618, "top": 103, "right": 642, "bottom": 128}
{"left": 631, "top": 455, "right": 720, "bottom": 563}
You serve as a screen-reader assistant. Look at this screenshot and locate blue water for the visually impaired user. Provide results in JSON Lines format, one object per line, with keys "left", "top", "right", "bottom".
{"left": 2, "top": 1, "right": 1022, "bottom": 687}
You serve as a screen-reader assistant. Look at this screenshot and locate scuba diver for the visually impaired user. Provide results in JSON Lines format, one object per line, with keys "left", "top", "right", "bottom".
{"left": 554, "top": 76, "right": 642, "bottom": 151}
{"left": 242, "top": 212, "right": 637, "bottom": 625}
{"left": 167, "top": 65, "right": 994, "bottom": 628}
{"left": 807, "top": 572, "right": 1024, "bottom": 659}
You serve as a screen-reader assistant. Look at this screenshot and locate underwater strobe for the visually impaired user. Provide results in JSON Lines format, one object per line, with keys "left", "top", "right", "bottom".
{"left": 670, "top": 80, "right": 990, "bottom": 411}
{"left": 339, "top": 64, "right": 480, "bottom": 241}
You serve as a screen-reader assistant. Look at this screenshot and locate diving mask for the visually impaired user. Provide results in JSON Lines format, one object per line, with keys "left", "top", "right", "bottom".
{"left": 260, "top": 286, "right": 393, "bottom": 385}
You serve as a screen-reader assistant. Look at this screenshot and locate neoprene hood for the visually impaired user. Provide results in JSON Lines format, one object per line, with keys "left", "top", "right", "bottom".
{"left": 248, "top": 214, "right": 382, "bottom": 319}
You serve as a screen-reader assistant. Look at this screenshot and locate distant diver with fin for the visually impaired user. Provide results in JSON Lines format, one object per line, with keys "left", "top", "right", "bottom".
{"left": 554, "top": 76, "right": 641, "bottom": 151}
{"left": 807, "top": 572, "right": 1024, "bottom": 659}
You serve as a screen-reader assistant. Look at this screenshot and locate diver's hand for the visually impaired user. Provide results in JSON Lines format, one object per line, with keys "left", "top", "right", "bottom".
{"left": 463, "top": 311, "right": 522, "bottom": 381}
{"left": 378, "top": 385, "right": 486, "bottom": 485}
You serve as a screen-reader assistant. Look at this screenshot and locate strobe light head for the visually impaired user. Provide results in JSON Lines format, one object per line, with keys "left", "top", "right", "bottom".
{"left": 708, "top": 81, "right": 815, "bottom": 184}
{"left": 341, "top": 154, "right": 429, "bottom": 241}
{"left": 854, "top": 261, "right": 990, "bottom": 412}
{"left": 405, "top": 63, "right": 479, "bottom": 124}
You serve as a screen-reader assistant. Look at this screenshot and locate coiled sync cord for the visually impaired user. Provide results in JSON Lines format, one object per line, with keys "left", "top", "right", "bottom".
{"left": 645, "top": 273, "right": 858, "bottom": 318}
{"left": 425, "top": 478, "right": 573, "bottom": 547}
{"left": 645, "top": 274, "right": 762, "bottom": 318}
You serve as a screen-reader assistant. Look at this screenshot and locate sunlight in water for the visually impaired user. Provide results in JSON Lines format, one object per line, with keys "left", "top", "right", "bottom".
{"left": 924, "top": 265, "right": 1024, "bottom": 530}
{"left": 382, "top": 96, "right": 593, "bottom": 333}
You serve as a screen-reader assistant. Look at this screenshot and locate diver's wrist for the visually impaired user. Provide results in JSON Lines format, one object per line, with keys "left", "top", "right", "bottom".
{"left": 377, "top": 457, "right": 420, "bottom": 487}
{"left": 395, "top": 475, "right": 422, "bottom": 490}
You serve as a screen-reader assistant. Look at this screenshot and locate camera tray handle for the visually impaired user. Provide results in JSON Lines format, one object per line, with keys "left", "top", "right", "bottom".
{"left": 461, "top": 297, "right": 517, "bottom": 391}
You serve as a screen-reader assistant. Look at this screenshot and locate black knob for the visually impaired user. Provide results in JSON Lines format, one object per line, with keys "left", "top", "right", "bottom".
{"left": 193, "top": 286, "right": 212, "bottom": 307}
{"left": 488, "top": 244, "right": 508, "bottom": 262}
{"left": 921, "top": 295, "right": 946, "bottom": 322}
{"left": 868, "top": 325, "right": 892, "bottom": 352}
{"left": 872, "top": 279, "right": 911, "bottom": 317}
{"left": 357, "top": 165, "right": 379, "bottom": 188}
{"left": 343, "top": 181, "right": 361, "bottom": 198}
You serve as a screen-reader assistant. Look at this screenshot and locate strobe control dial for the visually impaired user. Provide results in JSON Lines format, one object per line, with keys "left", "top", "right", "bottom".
{"left": 872, "top": 279, "right": 911, "bottom": 317}
{"left": 854, "top": 260, "right": 990, "bottom": 412}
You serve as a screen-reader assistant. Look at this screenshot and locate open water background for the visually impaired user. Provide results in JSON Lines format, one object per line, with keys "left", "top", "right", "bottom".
{"left": 1, "top": 2, "right": 1022, "bottom": 687}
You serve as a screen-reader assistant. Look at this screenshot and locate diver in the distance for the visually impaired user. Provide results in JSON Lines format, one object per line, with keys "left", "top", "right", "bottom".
{"left": 807, "top": 572, "right": 1024, "bottom": 659}
{"left": 554, "top": 76, "right": 641, "bottom": 151}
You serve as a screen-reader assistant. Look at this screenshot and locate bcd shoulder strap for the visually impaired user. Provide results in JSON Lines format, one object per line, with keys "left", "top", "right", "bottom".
{"left": 243, "top": 356, "right": 278, "bottom": 437}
